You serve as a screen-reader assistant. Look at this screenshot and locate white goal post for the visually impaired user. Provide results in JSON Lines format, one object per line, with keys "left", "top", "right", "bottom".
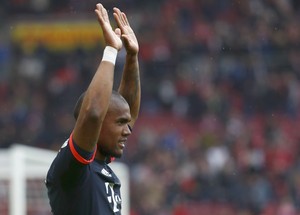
{"left": 0, "top": 144, "right": 129, "bottom": 215}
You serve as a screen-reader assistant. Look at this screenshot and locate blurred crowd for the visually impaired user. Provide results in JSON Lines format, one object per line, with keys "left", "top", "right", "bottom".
{"left": 1, "top": 0, "right": 300, "bottom": 214}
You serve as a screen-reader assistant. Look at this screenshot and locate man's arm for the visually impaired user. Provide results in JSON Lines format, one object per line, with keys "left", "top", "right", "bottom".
{"left": 72, "top": 4, "right": 123, "bottom": 152}
{"left": 113, "top": 8, "right": 141, "bottom": 128}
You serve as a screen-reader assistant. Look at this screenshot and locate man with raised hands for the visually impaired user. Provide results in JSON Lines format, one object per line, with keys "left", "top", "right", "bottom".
{"left": 46, "top": 3, "right": 140, "bottom": 215}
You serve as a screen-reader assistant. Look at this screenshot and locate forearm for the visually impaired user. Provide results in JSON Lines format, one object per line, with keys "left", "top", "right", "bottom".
{"left": 118, "top": 54, "right": 141, "bottom": 125}
{"left": 84, "top": 61, "right": 115, "bottom": 118}
{"left": 73, "top": 60, "right": 115, "bottom": 151}
{"left": 86, "top": 47, "right": 118, "bottom": 107}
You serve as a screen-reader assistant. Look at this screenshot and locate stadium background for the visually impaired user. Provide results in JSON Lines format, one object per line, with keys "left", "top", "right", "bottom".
{"left": 1, "top": 0, "right": 300, "bottom": 214}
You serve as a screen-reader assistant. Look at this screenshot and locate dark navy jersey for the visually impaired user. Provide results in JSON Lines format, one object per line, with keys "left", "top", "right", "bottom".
{"left": 46, "top": 134, "right": 122, "bottom": 215}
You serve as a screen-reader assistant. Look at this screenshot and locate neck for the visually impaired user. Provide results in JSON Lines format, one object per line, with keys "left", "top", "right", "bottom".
{"left": 95, "top": 151, "right": 107, "bottom": 161}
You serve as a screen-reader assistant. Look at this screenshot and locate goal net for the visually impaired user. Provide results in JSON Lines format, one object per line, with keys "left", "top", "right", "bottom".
{"left": 0, "top": 144, "right": 129, "bottom": 215}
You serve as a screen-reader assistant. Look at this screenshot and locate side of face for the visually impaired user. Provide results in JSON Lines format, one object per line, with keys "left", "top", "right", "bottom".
{"left": 98, "top": 98, "right": 132, "bottom": 158}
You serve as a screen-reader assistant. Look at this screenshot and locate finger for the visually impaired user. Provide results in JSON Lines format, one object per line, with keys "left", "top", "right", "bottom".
{"left": 113, "top": 12, "right": 123, "bottom": 29}
{"left": 113, "top": 7, "right": 127, "bottom": 27}
{"left": 121, "top": 12, "right": 130, "bottom": 26}
{"left": 96, "top": 3, "right": 103, "bottom": 10}
{"left": 114, "top": 7, "right": 129, "bottom": 24}
{"left": 95, "top": 3, "right": 109, "bottom": 24}
{"left": 95, "top": 3, "right": 105, "bottom": 16}
{"left": 113, "top": 7, "right": 122, "bottom": 18}
{"left": 117, "top": 9, "right": 126, "bottom": 25}
{"left": 95, "top": 9, "right": 103, "bottom": 24}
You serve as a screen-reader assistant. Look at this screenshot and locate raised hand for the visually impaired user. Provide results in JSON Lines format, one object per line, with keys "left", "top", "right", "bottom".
{"left": 113, "top": 7, "right": 139, "bottom": 55}
{"left": 95, "top": 3, "right": 122, "bottom": 51}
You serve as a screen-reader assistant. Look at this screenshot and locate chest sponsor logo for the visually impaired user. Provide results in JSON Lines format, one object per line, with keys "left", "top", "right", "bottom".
{"left": 105, "top": 182, "right": 122, "bottom": 213}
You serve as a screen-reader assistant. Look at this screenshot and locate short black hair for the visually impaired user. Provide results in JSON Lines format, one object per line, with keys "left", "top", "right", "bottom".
{"left": 73, "top": 90, "right": 126, "bottom": 120}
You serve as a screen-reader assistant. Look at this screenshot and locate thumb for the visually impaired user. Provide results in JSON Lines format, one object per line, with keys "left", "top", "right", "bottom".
{"left": 115, "top": 28, "right": 121, "bottom": 38}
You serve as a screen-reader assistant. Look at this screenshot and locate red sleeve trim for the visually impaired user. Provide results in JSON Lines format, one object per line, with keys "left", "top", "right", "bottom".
{"left": 69, "top": 133, "right": 97, "bottom": 164}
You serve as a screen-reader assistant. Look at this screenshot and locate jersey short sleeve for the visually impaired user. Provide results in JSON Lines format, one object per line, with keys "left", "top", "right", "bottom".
{"left": 68, "top": 133, "right": 97, "bottom": 164}
{"left": 46, "top": 133, "right": 96, "bottom": 188}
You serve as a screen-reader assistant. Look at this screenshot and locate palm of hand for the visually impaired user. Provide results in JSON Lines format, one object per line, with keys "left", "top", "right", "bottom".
{"left": 113, "top": 8, "right": 139, "bottom": 55}
{"left": 104, "top": 24, "right": 123, "bottom": 51}
{"left": 122, "top": 27, "right": 139, "bottom": 55}
{"left": 95, "top": 4, "right": 122, "bottom": 50}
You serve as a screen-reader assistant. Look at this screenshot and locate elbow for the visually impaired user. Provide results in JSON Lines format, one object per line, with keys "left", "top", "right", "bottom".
{"left": 80, "top": 98, "right": 109, "bottom": 124}
{"left": 76, "top": 92, "right": 110, "bottom": 124}
{"left": 84, "top": 105, "right": 106, "bottom": 122}
{"left": 130, "top": 111, "right": 140, "bottom": 126}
